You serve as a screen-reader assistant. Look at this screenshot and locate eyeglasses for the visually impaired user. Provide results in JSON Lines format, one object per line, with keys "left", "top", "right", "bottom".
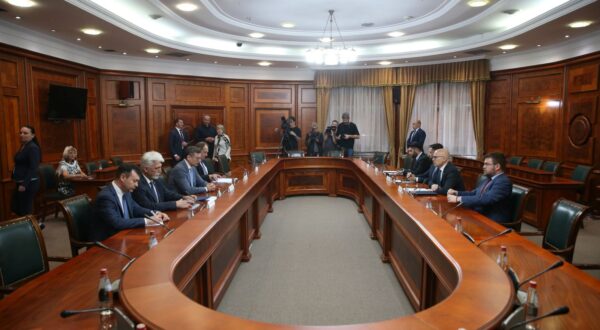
{"left": 483, "top": 162, "right": 495, "bottom": 167}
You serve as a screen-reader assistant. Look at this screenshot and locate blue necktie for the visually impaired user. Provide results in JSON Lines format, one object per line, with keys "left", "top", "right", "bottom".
{"left": 149, "top": 181, "right": 159, "bottom": 202}
{"left": 189, "top": 168, "right": 195, "bottom": 186}
{"left": 122, "top": 195, "right": 130, "bottom": 219}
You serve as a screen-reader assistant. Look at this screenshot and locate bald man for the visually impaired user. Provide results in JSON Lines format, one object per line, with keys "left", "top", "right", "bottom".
{"left": 427, "top": 148, "right": 465, "bottom": 195}
{"left": 195, "top": 115, "right": 217, "bottom": 158}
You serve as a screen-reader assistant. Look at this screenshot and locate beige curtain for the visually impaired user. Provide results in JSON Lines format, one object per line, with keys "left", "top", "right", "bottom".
{"left": 383, "top": 87, "right": 396, "bottom": 166}
{"left": 470, "top": 81, "right": 486, "bottom": 158}
{"left": 315, "top": 68, "right": 396, "bottom": 88}
{"left": 316, "top": 88, "right": 331, "bottom": 131}
{"left": 396, "top": 85, "right": 416, "bottom": 166}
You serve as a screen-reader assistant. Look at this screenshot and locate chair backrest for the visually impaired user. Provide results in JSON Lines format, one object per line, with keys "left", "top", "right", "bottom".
{"left": 527, "top": 158, "right": 543, "bottom": 170}
{"left": 38, "top": 163, "right": 58, "bottom": 189}
{"left": 500, "top": 306, "right": 525, "bottom": 330}
{"left": 58, "top": 194, "right": 93, "bottom": 246}
{"left": 326, "top": 150, "right": 343, "bottom": 157}
{"left": 505, "top": 184, "right": 531, "bottom": 231}
{"left": 508, "top": 156, "right": 523, "bottom": 166}
{"left": 85, "top": 162, "right": 99, "bottom": 175}
{"left": 543, "top": 198, "right": 589, "bottom": 263}
{"left": 218, "top": 154, "right": 230, "bottom": 173}
{"left": 570, "top": 165, "right": 592, "bottom": 183}
{"left": 373, "top": 152, "right": 388, "bottom": 165}
{"left": 110, "top": 156, "right": 123, "bottom": 166}
{"left": 0, "top": 216, "right": 49, "bottom": 288}
{"left": 98, "top": 159, "right": 110, "bottom": 169}
{"left": 401, "top": 154, "right": 413, "bottom": 170}
{"left": 542, "top": 161, "right": 560, "bottom": 174}
{"left": 203, "top": 159, "right": 216, "bottom": 174}
{"left": 287, "top": 150, "right": 305, "bottom": 158}
{"left": 250, "top": 152, "right": 266, "bottom": 165}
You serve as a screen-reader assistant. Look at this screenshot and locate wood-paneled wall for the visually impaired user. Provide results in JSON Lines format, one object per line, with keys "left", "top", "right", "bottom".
{"left": 0, "top": 44, "right": 315, "bottom": 221}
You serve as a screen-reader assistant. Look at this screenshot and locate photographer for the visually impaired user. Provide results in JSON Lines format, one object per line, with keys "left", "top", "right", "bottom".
{"left": 305, "top": 122, "right": 323, "bottom": 156}
{"left": 336, "top": 112, "right": 360, "bottom": 157}
{"left": 323, "top": 120, "right": 339, "bottom": 155}
{"left": 277, "top": 116, "right": 301, "bottom": 153}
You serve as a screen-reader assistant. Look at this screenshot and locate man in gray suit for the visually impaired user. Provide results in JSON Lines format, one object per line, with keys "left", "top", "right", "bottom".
{"left": 168, "top": 146, "right": 216, "bottom": 195}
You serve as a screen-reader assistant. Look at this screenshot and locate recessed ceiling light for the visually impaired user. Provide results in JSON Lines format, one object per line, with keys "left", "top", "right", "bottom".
{"left": 281, "top": 22, "right": 295, "bottom": 28}
{"left": 568, "top": 21, "right": 592, "bottom": 28}
{"left": 319, "top": 37, "right": 334, "bottom": 43}
{"left": 363, "top": 63, "right": 368, "bottom": 66}
{"left": 15, "top": 16, "right": 21, "bottom": 20}
{"left": 186, "top": 58, "right": 190, "bottom": 61}
{"left": 155, "top": 55, "right": 159, "bottom": 58}
{"left": 249, "top": 32, "right": 265, "bottom": 38}
{"left": 213, "top": 61, "right": 218, "bottom": 64}
{"left": 537, "top": 44, "right": 541, "bottom": 47}
{"left": 258, "top": 61, "right": 272, "bottom": 66}
{"left": 122, "top": 52, "right": 127, "bottom": 55}
{"left": 175, "top": 3, "right": 198, "bottom": 12}
{"left": 50, "top": 29, "right": 56, "bottom": 32}
{"left": 379, "top": 61, "right": 392, "bottom": 66}
{"left": 404, "top": 60, "right": 409, "bottom": 63}
{"left": 387, "top": 31, "right": 404, "bottom": 38}
{"left": 81, "top": 28, "right": 102, "bottom": 36}
{"left": 98, "top": 45, "right": 102, "bottom": 49}
{"left": 565, "top": 34, "right": 570, "bottom": 38}
{"left": 238, "top": 64, "right": 242, "bottom": 66}
{"left": 361, "top": 22, "right": 374, "bottom": 27}
{"left": 145, "top": 48, "right": 161, "bottom": 54}
{"left": 467, "top": 0, "right": 489, "bottom": 7}
{"left": 502, "top": 51, "right": 507, "bottom": 54}
{"left": 453, "top": 55, "right": 457, "bottom": 58}
{"left": 6, "top": 0, "right": 36, "bottom": 7}
{"left": 499, "top": 44, "right": 518, "bottom": 50}
{"left": 76, "top": 38, "right": 81, "bottom": 41}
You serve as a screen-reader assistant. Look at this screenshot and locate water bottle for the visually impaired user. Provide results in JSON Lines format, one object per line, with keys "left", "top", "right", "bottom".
{"left": 98, "top": 268, "right": 114, "bottom": 329}
{"left": 496, "top": 245, "right": 508, "bottom": 272}
{"left": 454, "top": 217, "right": 463, "bottom": 232}
{"left": 148, "top": 231, "right": 158, "bottom": 249}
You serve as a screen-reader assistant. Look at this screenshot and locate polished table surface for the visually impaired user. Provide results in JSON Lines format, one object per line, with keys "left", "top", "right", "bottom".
{"left": 1, "top": 158, "right": 599, "bottom": 329}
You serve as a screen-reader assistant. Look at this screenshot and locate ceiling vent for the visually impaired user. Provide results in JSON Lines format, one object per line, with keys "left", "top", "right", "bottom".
{"left": 464, "top": 49, "right": 491, "bottom": 55}
{"left": 103, "top": 49, "right": 116, "bottom": 53}
{"left": 165, "top": 52, "right": 191, "bottom": 58}
{"left": 149, "top": 14, "right": 162, "bottom": 20}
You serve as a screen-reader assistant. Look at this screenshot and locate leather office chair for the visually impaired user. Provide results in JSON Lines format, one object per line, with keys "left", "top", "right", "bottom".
{"left": 98, "top": 159, "right": 110, "bottom": 169}
{"left": 37, "top": 163, "right": 67, "bottom": 221}
{"left": 85, "top": 161, "right": 99, "bottom": 175}
{"left": 0, "top": 216, "right": 67, "bottom": 297}
{"left": 571, "top": 165, "right": 592, "bottom": 199}
{"left": 58, "top": 194, "right": 95, "bottom": 257}
{"left": 508, "top": 156, "right": 523, "bottom": 166}
{"left": 401, "top": 154, "right": 413, "bottom": 170}
{"left": 526, "top": 158, "right": 543, "bottom": 170}
{"left": 373, "top": 152, "right": 388, "bottom": 165}
{"left": 218, "top": 154, "right": 231, "bottom": 175}
{"left": 110, "top": 156, "right": 123, "bottom": 166}
{"left": 287, "top": 150, "right": 305, "bottom": 158}
{"left": 250, "top": 151, "right": 266, "bottom": 166}
{"left": 502, "top": 184, "right": 531, "bottom": 232}
{"left": 542, "top": 161, "right": 560, "bottom": 174}
{"left": 326, "top": 150, "right": 343, "bottom": 157}
{"left": 542, "top": 198, "right": 590, "bottom": 263}
{"left": 500, "top": 306, "right": 525, "bottom": 330}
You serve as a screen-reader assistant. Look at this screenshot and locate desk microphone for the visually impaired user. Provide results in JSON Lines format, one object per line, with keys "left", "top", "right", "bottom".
{"left": 60, "top": 306, "right": 136, "bottom": 328}
{"left": 518, "top": 260, "right": 564, "bottom": 288}
{"left": 476, "top": 228, "right": 512, "bottom": 247}
{"left": 145, "top": 215, "right": 175, "bottom": 238}
{"left": 94, "top": 241, "right": 133, "bottom": 260}
{"left": 440, "top": 202, "right": 463, "bottom": 218}
{"left": 461, "top": 231, "right": 476, "bottom": 244}
{"left": 507, "top": 306, "right": 569, "bottom": 330}
{"left": 94, "top": 241, "right": 137, "bottom": 292}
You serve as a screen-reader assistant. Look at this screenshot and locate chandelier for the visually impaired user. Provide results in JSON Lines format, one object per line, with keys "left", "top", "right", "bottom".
{"left": 305, "top": 10, "right": 357, "bottom": 66}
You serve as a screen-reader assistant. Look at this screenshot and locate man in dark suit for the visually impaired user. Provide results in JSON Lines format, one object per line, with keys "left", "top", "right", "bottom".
{"left": 168, "top": 146, "right": 216, "bottom": 195}
{"left": 416, "top": 143, "right": 444, "bottom": 183}
{"left": 427, "top": 148, "right": 465, "bottom": 195}
{"left": 169, "top": 118, "right": 189, "bottom": 164}
{"left": 405, "top": 142, "right": 432, "bottom": 178}
{"left": 132, "top": 151, "right": 195, "bottom": 211}
{"left": 195, "top": 115, "right": 217, "bottom": 158}
{"left": 195, "top": 142, "right": 221, "bottom": 182}
{"left": 406, "top": 120, "right": 426, "bottom": 151}
{"left": 447, "top": 152, "right": 513, "bottom": 223}
{"left": 90, "top": 164, "right": 169, "bottom": 242}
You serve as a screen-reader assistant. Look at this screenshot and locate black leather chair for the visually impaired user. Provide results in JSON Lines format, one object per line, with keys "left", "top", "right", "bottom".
{"left": 326, "top": 150, "right": 343, "bottom": 157}
{"left": 287, "top": 150, "right": 305, "bottom": 158}
{"left": 85, "top": 161, "right": 99, "bottom": 175}
{"left": 508, "top": 156, "right": 523, "bottom": 166}
{"left": 58, "top": 194, "right": 95, "bottom": 257}
{"left": 217, "top": 154, "right": 231, "bottom": 175}
{"left": 250, "top": 151, "right": 266, "bottom": 166}
{"left": 502, "top": 184, "right": 531, "bottom": 232}
{"left": 542, "top": 161, "right": 560, "bottom": 174}
{"left": 373, "top": 152, "right": 388, "bottom": 165}
{"left": 526, "top": 158, "right": 543, "bottom": 170}
{"left": 98, "top": 159, "right": 110, "bottom": 169}
{"left": 110, "top": 156, "right": 123, "bottom": 166}
{"left": 0, "top": 215, "right": 67, "bottom": 296}
{"left": 542, "top": 198, "right": 590, "bottom": 263}
{"left": 37, "top": 163, "right": 67, "bottom": 221}
{"left": 401, "top": 154, "right": 413, "bottom": 170}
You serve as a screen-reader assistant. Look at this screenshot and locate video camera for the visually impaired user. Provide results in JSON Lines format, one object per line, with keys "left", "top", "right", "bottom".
{"left": 325, "top": 125, "right": 337, "bottom": 135}
{"left": 280, "top": 116, "right": 290, "bottom": 137}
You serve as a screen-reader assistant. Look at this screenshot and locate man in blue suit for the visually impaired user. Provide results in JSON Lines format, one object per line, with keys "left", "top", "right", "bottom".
{"left": 168, "top": 146, "right": 216, "bottom": 195}
{"left": 90, "top": 164, "right": 169, "bottom": 242}
{"left": 406, "top": 120, "right": 426, "bottom": 151}
{"left": 132, "top": 151, "right": 195, "bottom": 211}
{"left": 447, "top": 152, "right": 513, "bottom": 223}
{"left": 169, "top": 118, "right": 189, "bottom": 164}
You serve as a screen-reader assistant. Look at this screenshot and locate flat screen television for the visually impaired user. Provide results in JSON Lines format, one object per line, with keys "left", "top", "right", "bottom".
{"left": 47, "top": 84, "right": 88, "bottom": 120}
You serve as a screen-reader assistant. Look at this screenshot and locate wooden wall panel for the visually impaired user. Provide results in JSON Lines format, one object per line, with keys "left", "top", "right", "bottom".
{"left": 174, "top": 83, "right": 224, "bottom": 104}
{"left": 515, "top": 103, "right": 560, "bottom": 157}
{"left": 255, "top": 109, "right": 290, "bottom": 149}
{"left": 251, "top": 84, "right": 296, "bottom": 153}
{"left": 85, "top": 75, "right": 101, "bottom": 160}
{"left": 297, "top": 85, "right": 317, "bottom": 151}
{"left": 226, "top": 84, "right": 249, "bottom": 159}
{"left": 485, "top": 76, "right": 511, "bottom": 152}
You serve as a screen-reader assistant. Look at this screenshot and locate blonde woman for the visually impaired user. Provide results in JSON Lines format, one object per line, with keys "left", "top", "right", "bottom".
{"left": 57, "top": 146, "right": 87, "bottom": 196}
{"left": 213, "top": 124, "right": 231, "bottom": 161}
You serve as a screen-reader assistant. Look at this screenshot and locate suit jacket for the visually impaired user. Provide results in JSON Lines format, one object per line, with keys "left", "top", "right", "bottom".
{"left": 195, "top": 125, "right": 217, "bottom": 158}
{"left": 12, "top": 141, "right": 41, "bottom": 187}
{"left": 168, "top": 159, "right": 208, "bottom": 195}
{"left": 168, "top": 127, "right": 189, "bottom": 160}
{"left": 428, "top": 162, "right": 465, "bottom": 195}
{"left": 406, "top": 128, "right": 426, "bottom": 150}
{"left": 196, "top": 159, "right": 214, "bottom": 182}
{"left": 458, "top": 173, "right": 512, "bottom": 223}
{"left": 409, "top": 153, "right": 432, "bottom": 178}
{"left": 90, "top": 184, "right": 150, "bottom": 241}
{"left": 132, "top": 176, "right": 183, "bottom": 211}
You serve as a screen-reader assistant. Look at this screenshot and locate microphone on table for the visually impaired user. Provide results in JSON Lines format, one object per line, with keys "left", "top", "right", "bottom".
{"left": 507, "top": 306, "right": 569, "bottom": 330}
{"left": 440, "top": 202, "right": 463, "bottom": 218}
{"left": 511, "top": 260, "right": 564, "bottom": 304}
{"left": 94, "top": 241, "right": 133, "bottom": 261}
{"left": 476, "top": 228, "right": 512, "bottom": 247}
{"left": 61, "top": 306, "right": 136, "bottom": 328}
{"left": 518, "top": 260, "right": 564, "bottom": 289}
{"left": 93, "top": 241, "right": 137, "bottom": 293}
{"left": 145, "top": 214, "right": 175, "bottom": 238}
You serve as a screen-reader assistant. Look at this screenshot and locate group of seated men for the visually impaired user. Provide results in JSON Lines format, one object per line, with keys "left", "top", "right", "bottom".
{"left": 89, "top": 142, "right": 219, "bottom": 241}
{"left": 403, "top": 142, "right": 513, "bottom": 224}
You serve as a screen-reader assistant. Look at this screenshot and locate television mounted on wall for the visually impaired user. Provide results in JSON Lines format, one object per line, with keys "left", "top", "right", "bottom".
{"left": 47, "top": 84, "right": 88, "bottom": 120}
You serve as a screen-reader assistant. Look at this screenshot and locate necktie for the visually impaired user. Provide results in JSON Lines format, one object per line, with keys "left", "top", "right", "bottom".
{"left": 479, "top": 178, "right": 493, "bottom": 196}
{"left": 178, "top": 129, "right": 184, "bottom": 140}
{"left": 437, "top": 169, "right": 442, "bottom": 185}
{"left": 432, "top": 168, "right": 439, "bottom": 184}
{"left": 201, "top": 162, "right": 208, "bottom": 175}
{"left": 149, "top": 180, "right": 159, "bottom": 202}
{"left": 408, "top": 130, "right": 415, "bottom": 143}
{"left": 189, "top": 168, "right": 195, "bottom": 186}
{"left": 122, "top": 195, "right": 130, "bottom": 219}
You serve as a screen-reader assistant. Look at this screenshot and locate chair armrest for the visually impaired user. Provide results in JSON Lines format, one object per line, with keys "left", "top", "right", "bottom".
{"left": 47, "top": 256, "right": 70, "bottom": 263}
{"left": 574, "top": 263, "right": 600, "bottom": 270}
{"left": 0, "top": 286, "right": 16, "bottom": 295}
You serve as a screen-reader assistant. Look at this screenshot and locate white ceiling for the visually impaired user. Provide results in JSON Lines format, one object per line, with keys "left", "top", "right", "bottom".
{"left": 0, "top": 0, "right": 599, "bottom": 71}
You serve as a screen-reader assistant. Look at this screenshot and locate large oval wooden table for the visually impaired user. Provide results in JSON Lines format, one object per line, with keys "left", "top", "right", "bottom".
{"left": 1, "top": 158, "right": 599, "bottom": 329}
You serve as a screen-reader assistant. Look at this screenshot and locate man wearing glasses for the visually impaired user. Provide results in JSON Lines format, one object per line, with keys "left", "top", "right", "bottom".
{"left": 447, "top": 152, "right": 512, "bottom": 223}
{"left": 427, "top": 148, "right": 465, "bottom": 195}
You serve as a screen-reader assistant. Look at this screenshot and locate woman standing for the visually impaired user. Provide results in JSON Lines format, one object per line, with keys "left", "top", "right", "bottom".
{"left": 57, "top": 146, "right": 87, "bottom": 196}
{"left": 12, "top": 125, "right": 41, "bottom": 216}
{"left": 213, "top": 124, "right": 231, "bottom": 161}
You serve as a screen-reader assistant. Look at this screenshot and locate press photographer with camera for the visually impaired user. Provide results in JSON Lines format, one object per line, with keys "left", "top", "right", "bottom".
{"left": 276, "top": 116, "right": 301, "bottom": 154}
{"left": 305, "top": 122, "right": 323, "bottom": 156}
{"left": 336, "top": 112, "right": 360, "bottom": 157}
{"left": 323, "top": 120, "right": 339, "bottom": 155}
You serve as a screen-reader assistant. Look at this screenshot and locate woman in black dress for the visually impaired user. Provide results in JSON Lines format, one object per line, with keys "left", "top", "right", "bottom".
{"left": 12, "top": 125, "right": 41, "bottom": 216}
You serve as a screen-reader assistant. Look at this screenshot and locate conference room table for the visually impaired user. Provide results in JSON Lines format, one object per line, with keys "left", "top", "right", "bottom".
{"left": 1, "top": 157, "right": 599, "bottom": 329}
